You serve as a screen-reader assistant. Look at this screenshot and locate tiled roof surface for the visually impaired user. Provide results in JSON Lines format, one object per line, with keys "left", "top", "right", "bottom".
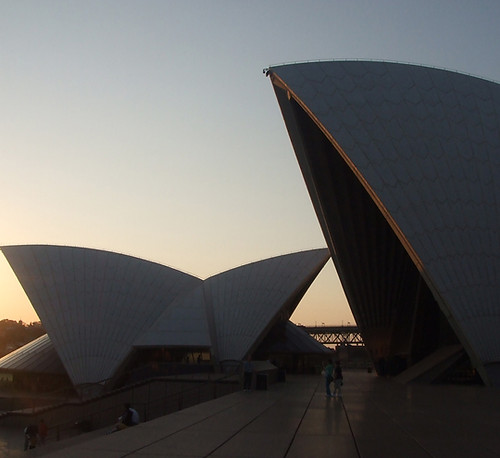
{"left": 271, "top": 61, "right": 500, "bottom": 364}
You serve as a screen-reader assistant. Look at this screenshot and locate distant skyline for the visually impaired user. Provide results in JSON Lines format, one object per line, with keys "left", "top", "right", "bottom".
{"left": 2, "top": 1, "right": 500, "bottom": 325}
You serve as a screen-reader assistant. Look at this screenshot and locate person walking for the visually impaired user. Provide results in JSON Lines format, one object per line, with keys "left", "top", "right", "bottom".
{"left": 324, "top": 358, "right": 334, "bottom": 397}
{"left": 332, "top": 360, "right": 343, "bottom": 397}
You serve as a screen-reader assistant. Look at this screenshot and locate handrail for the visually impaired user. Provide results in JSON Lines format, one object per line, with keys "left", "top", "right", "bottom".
{"left": 0, "top": 369, "right": 241, "bottom": 444}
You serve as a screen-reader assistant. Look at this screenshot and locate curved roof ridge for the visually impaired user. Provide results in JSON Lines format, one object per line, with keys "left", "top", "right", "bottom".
{"left": 204, "top": 247, "right": 329, "bottom": 280}
{"left": 1, "top": 244, "right": 201, "bottom": 280}
{"left": 266, "top": 59, "right": 500, "bottom": 85}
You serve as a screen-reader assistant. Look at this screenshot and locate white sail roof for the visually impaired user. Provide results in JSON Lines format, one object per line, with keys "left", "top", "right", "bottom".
{"left": 1, "top": 245, "right": 202, "bottom": 385}
{"left": 269, "top": 60, "right": 500, "bottom": 382}
{"left": 1, "top": 245, "right": 329, "bottom": 386}
{"left": 205, "top": 248, "right": 329, "bottom": 361}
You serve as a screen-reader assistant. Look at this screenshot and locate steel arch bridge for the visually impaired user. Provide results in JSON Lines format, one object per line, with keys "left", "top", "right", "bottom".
{"left": 302, "top": 325, "right": 364, "bottom": 347}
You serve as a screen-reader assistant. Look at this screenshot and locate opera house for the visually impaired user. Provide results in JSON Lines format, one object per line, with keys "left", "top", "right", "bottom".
{"left": 3, "top": 60, "right": 499, "bottom": 392}
{"left": 0, "top": 245, "right": 330, "bottom": 391}
{"left": 267, "top": 60, "right": 500, "bottom": 386}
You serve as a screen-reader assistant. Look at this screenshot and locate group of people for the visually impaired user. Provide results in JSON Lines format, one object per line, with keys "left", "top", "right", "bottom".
{"left": 23, "top": 419, "right": 48, "bottom": 451}
{"left": 324, "top": 359, "right": 343, "bottom": 397}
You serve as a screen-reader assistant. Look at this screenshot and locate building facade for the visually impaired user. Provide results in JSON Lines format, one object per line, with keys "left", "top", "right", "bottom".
{"left": 268, "top": 60, "right": 500, "bottom": 385}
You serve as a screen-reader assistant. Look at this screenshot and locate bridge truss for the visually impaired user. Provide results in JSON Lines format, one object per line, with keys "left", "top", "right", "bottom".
{"left": 302, "top": 325, "right": 364, "bottom": 347}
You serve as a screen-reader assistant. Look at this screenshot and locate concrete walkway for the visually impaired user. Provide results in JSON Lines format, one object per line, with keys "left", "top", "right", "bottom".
{"left": 26, "top": 370, "right": 500, "bottom": 457}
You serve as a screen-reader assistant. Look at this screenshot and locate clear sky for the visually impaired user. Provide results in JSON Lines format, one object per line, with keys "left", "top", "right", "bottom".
{"left": 1, "top": 1, "right": 500, "bottom": 325}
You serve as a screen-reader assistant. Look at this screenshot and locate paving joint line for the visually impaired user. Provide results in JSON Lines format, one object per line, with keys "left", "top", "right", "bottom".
{"left": 283, "top": 379, "right": 320, "bottom": 457}
{"left": 202, "top": 394, "right": 279, "bottom": 457}
{"left": 119, "top": 397, "right": 248, "bottom": 457}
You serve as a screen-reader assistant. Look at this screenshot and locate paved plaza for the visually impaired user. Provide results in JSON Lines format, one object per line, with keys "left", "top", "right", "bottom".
{"left": 21, "top": 369, "right": 500, "bottom": 457}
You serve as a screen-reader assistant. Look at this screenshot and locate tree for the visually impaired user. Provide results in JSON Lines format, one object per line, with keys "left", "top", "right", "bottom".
{"left": 0, "top": 319, "right": 46, "bottom": 357}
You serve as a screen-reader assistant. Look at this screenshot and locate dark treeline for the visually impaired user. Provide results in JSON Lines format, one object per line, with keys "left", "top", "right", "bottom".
{"left": 0, "top": 319, "right": 46, "bottom": 358}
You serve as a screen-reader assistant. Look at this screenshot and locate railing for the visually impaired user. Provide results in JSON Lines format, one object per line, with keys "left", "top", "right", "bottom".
{"left": 0, "top": 371, "right": 241, "bottom": 444}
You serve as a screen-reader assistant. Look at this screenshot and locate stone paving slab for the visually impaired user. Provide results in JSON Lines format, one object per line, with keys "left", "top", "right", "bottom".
{"left": 24, "top": 370, "right": 500, "bottom": 457}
